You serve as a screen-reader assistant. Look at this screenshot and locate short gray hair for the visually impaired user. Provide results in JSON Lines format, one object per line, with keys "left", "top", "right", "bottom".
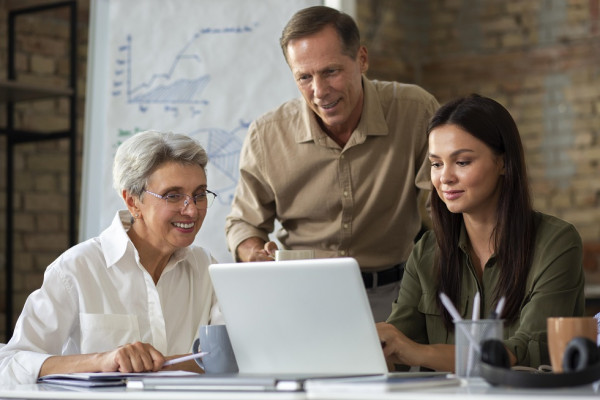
{"left": 112, "top": 130, "right": 208, "bottom": 197}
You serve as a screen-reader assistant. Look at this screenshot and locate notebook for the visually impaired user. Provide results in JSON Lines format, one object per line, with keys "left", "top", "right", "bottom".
{"left": 39, "top": 371, "right": 198, "bottom": 388}
{"left": 304, "top": 372, "right": 461, "bottom": 395}
{"left": 208, "top": 257, "right": 388, "bottom": 376}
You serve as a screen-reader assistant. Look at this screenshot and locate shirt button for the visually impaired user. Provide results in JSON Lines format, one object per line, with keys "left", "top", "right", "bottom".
{"left": 343, "top": 191, "right": 348, "bottom": 197}
{"left": 343, "top": 223, "right": 349, "bottom": 229}
{"left": 340, "top": 154, "right": 345, "bottom": 160}
{"left": 340, "top": 250, "right": 346, "bottom": 256}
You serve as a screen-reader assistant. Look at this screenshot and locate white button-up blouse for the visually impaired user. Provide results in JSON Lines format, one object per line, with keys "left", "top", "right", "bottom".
{"left": 0, "top": 210, "right": 223, "bottom": 384}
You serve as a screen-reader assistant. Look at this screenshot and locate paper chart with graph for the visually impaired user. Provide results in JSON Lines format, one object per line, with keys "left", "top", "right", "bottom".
{"left": 97, "top": 0, "right": 316, "bottom": 262}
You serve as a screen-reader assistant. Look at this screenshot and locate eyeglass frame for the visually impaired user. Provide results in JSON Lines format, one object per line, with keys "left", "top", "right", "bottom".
{"left": 143, "top": 189, "right": 218, "bottom": 210}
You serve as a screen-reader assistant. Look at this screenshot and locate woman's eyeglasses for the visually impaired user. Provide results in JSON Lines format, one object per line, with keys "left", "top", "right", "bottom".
{"left": 144, "top": 189, "right": 217, "bottom": 211}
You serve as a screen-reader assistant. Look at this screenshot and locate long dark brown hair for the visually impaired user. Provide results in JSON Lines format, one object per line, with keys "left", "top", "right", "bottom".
{"left": 429, "top": 94, "right": 536, "bottom": 329}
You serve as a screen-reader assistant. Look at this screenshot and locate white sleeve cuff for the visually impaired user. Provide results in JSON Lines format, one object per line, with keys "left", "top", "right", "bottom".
{"left": 0, "top": 350, "right": 52, "bottom": 385}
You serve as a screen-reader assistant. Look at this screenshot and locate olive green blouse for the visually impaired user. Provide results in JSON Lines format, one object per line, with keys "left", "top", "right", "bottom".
{"left": 386, "top": 212, "right": 584, "bottom": 367}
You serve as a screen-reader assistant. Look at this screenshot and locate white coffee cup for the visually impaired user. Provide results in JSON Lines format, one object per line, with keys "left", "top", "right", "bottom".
{"left": 274, "top": 249, "right": 315, "bottom": 261}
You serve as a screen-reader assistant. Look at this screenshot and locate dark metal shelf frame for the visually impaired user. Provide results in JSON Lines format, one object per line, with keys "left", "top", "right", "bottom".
{"left": 1, "top": 1, "right": 77, "bottom": 342}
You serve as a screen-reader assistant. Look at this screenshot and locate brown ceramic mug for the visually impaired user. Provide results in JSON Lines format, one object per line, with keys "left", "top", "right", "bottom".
{"left": 547, "top": 317, "right": 598, "bottom": 373}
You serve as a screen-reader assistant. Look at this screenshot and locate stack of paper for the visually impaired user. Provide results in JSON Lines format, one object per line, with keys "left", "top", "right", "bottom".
{"left": 38, "top": 371, "right": 199, "bottom": 388}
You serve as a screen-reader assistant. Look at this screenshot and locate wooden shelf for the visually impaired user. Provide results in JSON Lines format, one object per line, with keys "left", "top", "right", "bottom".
{"left": 0, "top": 80, "right": 73, "bottom": 103}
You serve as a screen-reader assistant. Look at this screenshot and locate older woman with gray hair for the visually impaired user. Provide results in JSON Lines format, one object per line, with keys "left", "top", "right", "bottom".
{"left": 0, "top": 130, "right": 222, "bottom": 384}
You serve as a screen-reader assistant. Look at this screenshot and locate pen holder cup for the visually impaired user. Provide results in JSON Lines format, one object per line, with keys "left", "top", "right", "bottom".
{"left": 455, "top": 319, "right": 503, "bottom": 378}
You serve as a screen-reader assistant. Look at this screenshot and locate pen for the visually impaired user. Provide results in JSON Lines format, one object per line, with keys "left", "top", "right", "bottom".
{"left": 472, "top": 292, "right": 480, "bottom": 322}
{"left": 163, "top": 351, "right": 208, "bottom": 366}
{"left": 439, "top": 292, "right": 481, "bottom": 352}
{"left": 439, "top": 293, "right": 463, "bottom": 322}
{"left": 466, "top": 292, "right": 480, "bottom": 376}
{"left": 489, "top": 296, "right": 506, "bottom": 319}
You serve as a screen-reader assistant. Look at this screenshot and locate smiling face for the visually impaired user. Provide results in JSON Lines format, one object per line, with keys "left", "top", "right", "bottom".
{"left": 428, "top": 124, "right": 505, "bottom": 220}
{"left": 286, "top": 25, "right": 368, "bottom": 139}
{"left": 127, "top": 161, "right": 208, "bottom": 254}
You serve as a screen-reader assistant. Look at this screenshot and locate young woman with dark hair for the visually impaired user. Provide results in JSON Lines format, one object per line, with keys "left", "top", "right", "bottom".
{"left": 377, "top": 94, "right": 584, "bottom": 372}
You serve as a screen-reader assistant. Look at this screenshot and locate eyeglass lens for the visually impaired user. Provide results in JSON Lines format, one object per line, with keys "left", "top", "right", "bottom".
{"left": 174, "top": 193, "right": 215, "bottom": 210}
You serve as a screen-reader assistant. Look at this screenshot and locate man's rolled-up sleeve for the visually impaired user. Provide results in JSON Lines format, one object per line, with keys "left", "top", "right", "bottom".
{"left": 225, "top": 122, "right": 276, "bottom": 256}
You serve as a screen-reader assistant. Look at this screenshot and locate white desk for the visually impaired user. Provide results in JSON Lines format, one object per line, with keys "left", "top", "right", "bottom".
{"left": 1, "top": 379, "right": 600, "bottom": 400}
{"left": 0, "top": 384, "right": 304, "bottom": 400}
{"left": 307, "top": 378, "right": 600, "bottom": 399}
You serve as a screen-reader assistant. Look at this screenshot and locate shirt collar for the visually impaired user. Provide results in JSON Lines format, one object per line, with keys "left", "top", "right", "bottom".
{"left": 458, "top": 222, "right": 470, "bottom": 255}
{"left": 99, "top": 210, "right": 134, "bottom": 268}
{"left": 457, "top": 220, "right": 498, "bottom": 264}
{"left": 296, "top": 75, "right": 389, "bottom": 145}
{"left": 99, "top": 210, "right": 191, "bottom": 270}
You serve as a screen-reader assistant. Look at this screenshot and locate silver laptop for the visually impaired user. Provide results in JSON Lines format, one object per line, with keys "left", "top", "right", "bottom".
{"left": 208, "top": 257, "right": 388, "bottom": 376}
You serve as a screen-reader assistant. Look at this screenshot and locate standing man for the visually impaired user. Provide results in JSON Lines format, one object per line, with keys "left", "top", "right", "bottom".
{"left": 225, "top": 5, "right": 439, "bottom": 322}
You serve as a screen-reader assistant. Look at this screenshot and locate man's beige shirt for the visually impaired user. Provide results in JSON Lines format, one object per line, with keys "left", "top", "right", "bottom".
{"left": 226, "top": 77, "right": 439, "bottom": 270}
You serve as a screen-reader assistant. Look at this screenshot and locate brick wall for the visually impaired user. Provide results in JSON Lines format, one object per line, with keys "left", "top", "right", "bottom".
{"left": 0, "top": 0, "right": 89, "bottom": 341}
{"left": 0, "top": 0, "right": 599, "bottom": 341}
{"left": 357, "top": 0, "right": 600, "bottom": 288}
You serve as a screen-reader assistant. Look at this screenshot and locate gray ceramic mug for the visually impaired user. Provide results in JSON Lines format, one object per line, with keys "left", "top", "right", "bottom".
{"left": 193, "top": 324, "right": 239, "bottom": 374}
